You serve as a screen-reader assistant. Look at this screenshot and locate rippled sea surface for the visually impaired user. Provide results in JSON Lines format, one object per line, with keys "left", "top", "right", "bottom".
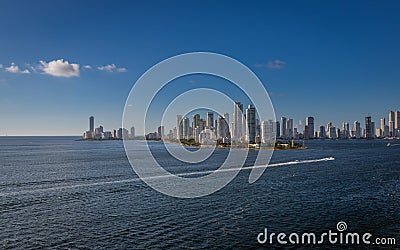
{"left": 0, "top": 137, "right": 399, "bottom": 249}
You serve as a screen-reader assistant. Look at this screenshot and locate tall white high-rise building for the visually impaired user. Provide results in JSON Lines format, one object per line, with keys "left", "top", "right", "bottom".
{"left": 261, "top": 120, "right": 274, "bottom": 144}
{"left": 342, "top": 122, "right": 350, "bottom": 139}
{"left": 233, "top": 102, "right": 243, "bottom": 141}
{"left": 328, "top": 125, "right": 336, "bottom": 139}
{"left": 395, "top": 111, "right": 400, "bottom": 130}
{"left": 182, "top": 117, "right": 190, "bottom": 139}
{"left": 353, "top": 121, "right": 361, "bottom": 139}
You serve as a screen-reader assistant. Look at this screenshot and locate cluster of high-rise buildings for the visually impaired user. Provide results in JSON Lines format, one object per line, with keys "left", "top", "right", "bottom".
{"left": 159, "top": 102, "right": 276, "bottom": 145}
{"left": 159, "top": 106, "right": 400, "bottom": 144}
{"left": 276, "top": 110, "right": 400, "bottom": 140}
{"left": 85, "top": 108, "right": 399, "bottom": 143}
{"left": 82, "top": 116, "right": 135, "bottom": 140}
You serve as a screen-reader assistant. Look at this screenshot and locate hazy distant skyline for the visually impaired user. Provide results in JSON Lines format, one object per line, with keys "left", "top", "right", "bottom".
{"left": 1, "top": 1, "right": 399, "bottom": 135}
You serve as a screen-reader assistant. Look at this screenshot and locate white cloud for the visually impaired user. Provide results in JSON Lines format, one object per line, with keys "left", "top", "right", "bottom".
{"left": 83, "top": 65, "right": 92, "bottom": 69}
{"left": 5, "top": 63, "right": 30, "bottom": 74}
{"left": 255, "top": 59, "right": 286, "bottom": 70}
{"left": 117, "top": 67, "right": 127, "bottom": 72}
{"left": 39, "top": 59, "right": 80, "bottom": 77}
{"left": 98, "top": 64, "right": 116, "bottom": 72}
{"left": 0, "top": 64, "right": 3, "bottom": 68}
{"left": 98, "top": 64, "right": 127, "bottom": 73}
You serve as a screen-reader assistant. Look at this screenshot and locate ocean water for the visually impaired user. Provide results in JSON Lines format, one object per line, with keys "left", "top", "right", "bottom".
{"left": 0, "top": 137, "right": 399, "bottom": 249}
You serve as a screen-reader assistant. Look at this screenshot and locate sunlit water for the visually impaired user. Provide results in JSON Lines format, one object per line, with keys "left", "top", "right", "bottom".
{"left": 0, "top": 137, "right": 399, "bottom": 249}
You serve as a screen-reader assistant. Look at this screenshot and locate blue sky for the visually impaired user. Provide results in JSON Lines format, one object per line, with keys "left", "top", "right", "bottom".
{"left": 0, "top": 0, "right": 399, "bottom": 135}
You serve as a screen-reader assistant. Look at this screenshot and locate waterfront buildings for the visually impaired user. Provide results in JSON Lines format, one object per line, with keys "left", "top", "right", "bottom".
{"left": 84, "top": 105, "right": 400, "bottom": 143}
{"left": 83, "top": 116, "right": 133, "bottom": 140}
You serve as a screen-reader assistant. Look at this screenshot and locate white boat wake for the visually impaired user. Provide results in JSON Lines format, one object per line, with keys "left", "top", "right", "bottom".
{"left": 0, "top": 157, "right": 335, "bottom": 197}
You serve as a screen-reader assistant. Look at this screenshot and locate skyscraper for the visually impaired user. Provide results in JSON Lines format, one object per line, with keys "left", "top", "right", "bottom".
{"left": 286, "top": 118, "right": 293, "bottom": 139}
{"left": 306, "top": 117, "right": 314, "bottom": 139}
{"left": 130, "top": 126, "right": 135, "bottom": 139}
{"left": 176, "top": 115, "right": 183, "bottom": 139}
{"left": 275, "top": 121, "right": 280, "bottom": 138}
{"left": 223, "top": 112, "right": 229, "bottom": 126}
{"left": 233, "top": 102, "right": 243, "bottom": 140}
{"left": 353, "top": 121, "right": 361, "bottom": 139}
{"left": 216, "top": 115, "right": 229, "bottom": 139}
{"left": 365, "top": 116, "right": 372, "bottom": 139}
{"left": 206, "top": 112, "right": 214, "bottom": 128}
{"left": 157, "top": 126, "right": 164, "bottom": 139}
{"left": 389, "top": 111, "right": 395, "bottom": 137}
{"left": 192, "top": 114, "right": 200, "bottom": 129}
{"left": 371, "top": 121, "right": 375, "bottom": 139}
{"left": 280, "top": 117, "right": 287, "bottom": 139}
{"left": 319, "top": 125, "right": 326, "bottom": 139}
{"left": 246, "top": 104, "right": 256, "bottom": 143}
{"left": 342, "top": 122, "right": 350, "bottom": 139}
{"left": 89, "top": 116, "right": 94, "bottom": 132}
{"left": 261, "top": 120, "right": 274, "bottom": 144}
{"left": 182, "top": 117, "right": 190, "bottom": 139}
{"left": 304, "top": 125, "right": 309, "bottom": 140}
{"left": 395, "top": 111, "right": 400, "bottom": 129}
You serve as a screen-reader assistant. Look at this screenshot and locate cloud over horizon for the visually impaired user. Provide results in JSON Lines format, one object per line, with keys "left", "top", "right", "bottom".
{"left": 1, "top": 60, "right": 128, "bottom": 77}
{"left": 39, "top": 59, "right": 80, "bottom": 77}
{"left": 5, "top": 63, "right": 30, "bottom": 74}
{"left": 255, "top": 59, "right": 286, "bottom": 70}
{"left": 98, "top": 64, "right": 127, "bottom": 73}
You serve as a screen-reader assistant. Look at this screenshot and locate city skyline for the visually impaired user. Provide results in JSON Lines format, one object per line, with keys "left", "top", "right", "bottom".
{"left": 1, "top": 1, "right": 400, "bottom": 135}
{"left": 97, "top": 102, "right": 400, "bottom": 142}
